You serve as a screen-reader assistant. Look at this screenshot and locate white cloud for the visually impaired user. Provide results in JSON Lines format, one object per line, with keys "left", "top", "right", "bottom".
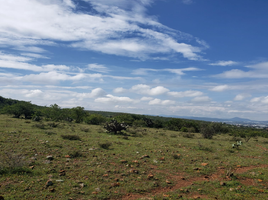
{"left": 131, "top": 84, "right": 169, "bottom": 95}
{"left": 250, "top": 96, "right": 268, "bottom": 104}
{"left": 140, "top": 96, "right": 153, "bottom": 101}
{"left": 95, "top": 94, "right": 136, "bottom": 104}
{"left": 148, "top": 98, "right": 175, "bottom": 105}
{"left": 191, "top": 96, "right": 211, "bottom": 102}
{"left": 113, "top": 87, "right": 127, "bottom": 93}
{"left": 213, "top": 61, "right": 268, "bottom": 79}
{"left": 88, "top": 63, "right": 110, "bottom": 73}
{"left": 0, "top": 0, "right": 205, "bottom": 60}
{"left": 234, "top": 94, "right": 251, "bottom": 101}
{"left": 210, "top": 85, "right": 229, "bottom": 92}
{"left": 209, "top": 60, "right": 239, "bottom": 66}
{"left": 20, "top": 53, "right": 49, "bottom": 59}
{"left": 168, "top": 90, "right": 203, "bottom": 98}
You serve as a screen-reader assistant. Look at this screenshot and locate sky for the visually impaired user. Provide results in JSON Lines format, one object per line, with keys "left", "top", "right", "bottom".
{"left": 0, "top": 0, "right": 268, "bottom": 121}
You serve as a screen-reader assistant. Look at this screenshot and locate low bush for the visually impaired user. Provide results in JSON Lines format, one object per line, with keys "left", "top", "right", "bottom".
{"left": 98, "top": 141, "right": 112, "bottom": 149}
{"left": 61, "top": 134, "right": 81, "bottom": 140}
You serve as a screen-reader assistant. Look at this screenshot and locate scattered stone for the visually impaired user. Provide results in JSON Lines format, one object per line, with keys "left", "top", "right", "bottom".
{"left": 159, "top": 157, "right": 165, "bottom": 161}
{"left": 129, "top": 169, "right": 139, "bottom": 174}
{"left": 29, "top": 166, "right": 35, "bottom": 170}
{"left": 181, "top": 177, "right": 186, "bottom": 180}
{"left": 258, "top": 179, "right": 263, "bottom": 182}
{"left": 31, "top": 157, "right": 37, "bottom": 160}
{"left": 249, "top": 172, "right": 256, "bottom": 176}
{"left": 140, "top": 155, "right": 150, "bottom": 159}
{"left": 45, "top": 180, "right": 53, "bottom": 187}
{"left": 120, "top": 160, "right": 128, "bottom": 163}
{"left": 65, "top": 155, "right": 71, "bottom": 158}
{"left": 79, "top": 183, "right": 85, "bottom": 188}
{"left": 193, "top": 167, "right": 201, "bottom": 170}
{"left": 59, "top": 170, "right": 66, "bottom": 176}
{"left": 193, "top": 196, "right": 201, "bottom": 199}
{"left": 110, "top": 182, "right": 120, "bottom": 188}
{"left": 229, "top": 188, "right": 234, "bottom": 191}
{"left": 103, "top": 174, "right": 109, "bottom": 177}
{"left": 237, "top": 165, "right": 242, "bottom": 168}
{"left": 132, "top": 160, "right": 139, "bottom": 163}
{"left": 147, "top": 174, "right": 154, "bottom": 179}
{"left": 56, "top": 180, "right": 64, "bottom": 182}
{"left": 166, "top": 180, "right": 171, "bottom": 184}
{"left": 220, "top": 181, "right": 226, "bottom": 186}
{"left": 49, "top": 188, "right": 55, "bottom": 192}
{"left": 95, "top": 188, "right": 101, "bottom": 192}
{"left": 43, "top": 160, "right": 51, "bottom": 164}
{"left": 46, "top": 156, "right": 53, "bottom": 160}
{"left": 201, "top": 163, "right": 208, "bottom": 166}
{"left": 92, "top": 192, "right": 98, "bottom": 195}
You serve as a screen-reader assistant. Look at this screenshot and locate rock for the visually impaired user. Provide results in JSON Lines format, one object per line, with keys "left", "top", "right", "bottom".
{"left": 166, "top": 180, "right": 171, "bottom": 184}
{"left": 201, "top": 163, "right": 208, "bottom": 166}
{"left": 159, "top": 157, "right": 165, "bottom": 161}
{"left": 29, "top": 166, "right": 35, "bottom": 170}
{"left": 110, "top": 182, "right": 120, "bottom": 188}
{"left": 46, "top": 156, "right": 53, "bottom": 160}
{"left": 220, "top": 182, "right": 226, "bottom": 186}
{"left": 56, "top": 180, "right": 64, "bottom": 182}
{"left": 132, "top": 160, "right": 139, "bottom": 163}
{"left": 129, "top": 169, "right": 139, "bottom": 174}
{"left": 95, "top": 188, "right": 101, "bottom": 192}
{"left": 45, "top": 180, "right": 53, "bottom": 187}
{"left": 59, "top": 170, "right": 66, "bottom": 176}
{"left": 0, "top": 196, "right": 4, "bottom": 200}
{"left": 193, "top": 196, "right": 201, "bottom": 199}
{"left": 31, "top": 157, "right": 37, "bottom": 160}
{"left": 120, "top": 160, "right": 128, "bottom": 163}
{"left": 103, "top": 174, "right": 108, "bottom": 177}
{"left": 49, "top": 188, "right": 55, "bottom": 192}
{"left": 147, "top": 174, "right": 154, "bottom": 179}
{"left": 140, "top": 155, "right": 150, "bottom": 159}
{"left": 65, "top": 155, "right": 71, "bottom": 158}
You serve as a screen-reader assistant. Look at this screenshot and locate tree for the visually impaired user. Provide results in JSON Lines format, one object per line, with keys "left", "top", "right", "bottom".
{"left": 200, "top": 123, "right": 215, "bottom": 139}
{"left": 85, "top": 114, "right": 106, "bottom": 125}
{"left": 72, "top": 106, "right": 87, "bottom": 123}
{"left": 3, "top": 101, "right": 34, "bottom": 119}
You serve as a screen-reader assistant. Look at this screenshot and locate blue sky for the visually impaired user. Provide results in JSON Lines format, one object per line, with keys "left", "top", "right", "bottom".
{"left": 0, "top": 0, "right": 268, "bottom": 120}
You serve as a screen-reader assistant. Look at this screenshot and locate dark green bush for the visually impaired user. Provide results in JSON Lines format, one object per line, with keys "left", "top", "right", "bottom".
{"left": 61, "top": 135, "right": 81, "bottom": 140}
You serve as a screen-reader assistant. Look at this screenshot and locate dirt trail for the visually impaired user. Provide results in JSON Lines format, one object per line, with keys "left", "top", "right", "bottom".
{"left": 121, "top": 164, "right": 268, "bottom": 200}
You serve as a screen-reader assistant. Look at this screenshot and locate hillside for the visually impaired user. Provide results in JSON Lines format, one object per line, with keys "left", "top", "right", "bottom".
{"left": 0, "top": 114, "right": 268, "bottom": 199}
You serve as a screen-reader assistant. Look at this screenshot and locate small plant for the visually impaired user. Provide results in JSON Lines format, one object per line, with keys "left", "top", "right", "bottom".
{"left": 47, "top": 122, "right": 58, "bottom": 128}
{"left": 44, "top": 130, "right": 56, "bottom": 135}
{"left": 98, "top": 141, "right": 112, "bottom": 149}
{"left": 61, "top": 134, "right": 81, "bottom": 140}
{"left": 172, "top": 154, "right": 181, "bottom": 159}
{"left": 0, "top": 151, "right": 30, "bottom": 175}
{"left": 69, "top": 151, "right": 84, "bottom": 158}
{"left": 182, "top": 132, "right": 194, "bottom": 138}
{"left": 80, "top": 127, "right": 90, "bottom": 132}
{"left": 32, "top": 123, "right": 45, "bottom": 129}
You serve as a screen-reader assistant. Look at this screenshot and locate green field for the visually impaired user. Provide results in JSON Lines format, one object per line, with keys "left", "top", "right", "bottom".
{"left": 0, "top": 114, "right": 268, "bottom": 200}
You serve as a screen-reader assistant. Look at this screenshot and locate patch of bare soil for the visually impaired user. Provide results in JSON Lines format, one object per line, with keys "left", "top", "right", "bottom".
{"left": 256, "top": 144, "right": 268, "bottom": 151}
{"left": 121, "top": 164, "right": 268, "bottom": 200}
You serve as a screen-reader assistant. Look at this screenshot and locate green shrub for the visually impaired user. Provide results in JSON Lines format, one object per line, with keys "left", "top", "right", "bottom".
{"left": 61, "top": 135, "right": 81, "bottom": 140}
{"left": 98, "top": 141, "right": 112, "bottom": 149}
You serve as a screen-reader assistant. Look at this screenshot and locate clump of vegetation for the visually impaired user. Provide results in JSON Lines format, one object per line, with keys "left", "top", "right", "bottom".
{"left": 32, "top": 123, "right": 45, "bottom": 129}
{"left": 80, "top": 127, "right": 90, "bottom": 132}
{"left": 69, "top": 150, "right": 84, "bottom": 158}
{"left": 0, "top": 151, "right": 31, "bottom": 175}
{"left": 44, "top": 130, "right": 56, "bottom": 135}
{"left": 47, "top": 122, "right": 58, "bottom": 128}
{"left": 61, "top": 134, "right": 81, "bottom": 140}
{"left": 103, "top": 119, "right": 127, "bottom": 134}
{"left": 98, "top": 141, "right": 112, "bottom": 149}
{"left": 182, "top": 132, "right": 194, "bottom": 138}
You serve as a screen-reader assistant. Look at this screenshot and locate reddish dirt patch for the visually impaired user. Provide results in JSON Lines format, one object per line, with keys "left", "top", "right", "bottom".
{"left": 121, "top": 164, "right": 268, "bottom": 200}
{"left": 256, "top": 144, "right": 268, "bottom": 151}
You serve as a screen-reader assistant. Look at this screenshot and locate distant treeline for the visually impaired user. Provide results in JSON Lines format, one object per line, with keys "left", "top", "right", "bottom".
{"left": 1, "top": 95, "right": 267, "bottom": 140}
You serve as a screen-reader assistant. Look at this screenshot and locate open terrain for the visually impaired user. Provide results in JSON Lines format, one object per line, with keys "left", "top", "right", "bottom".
{"left": 0, "top": 114, "right": 268, "bottom": 199}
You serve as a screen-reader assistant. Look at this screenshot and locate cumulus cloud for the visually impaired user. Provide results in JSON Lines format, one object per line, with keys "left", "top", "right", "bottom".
{"left": 132, "top": 67, "right": 201, "bottom": 76}
{"left": 131, "top": 84, "right": 169, "bottom": 95}
{"left": 213, "top": 62, "right": 268, "bottom": 79}
{"left": 250, "top": 96, "right": 268, "bottom": 104}
{"left": 191, "top": 96, "right": 211, "bottom": 102}
{"left": 234, "top": 94, "right": 251, "bottom": 101}
{"left": 209, "top": 60, "right": 239, "bottom": 66}
{"left": 148, "top": 98, "right": 175, "bottom": 105}
{"left": 0, "top": 0, "right": 206, "bottom": 60}
{"left": 95, "top": 94, "right": 136, "bottom": 104}
{"left": 210, "top": 85, "right": 229, "bottom": 92}
{"left": 168, "top": 90, "right": 203, "bottom": 98}
{"left": 88, "top": 63, "right": 110, "bottom": 73}
{"left": 113, "top": 87, "right": 127, "bottom": 93}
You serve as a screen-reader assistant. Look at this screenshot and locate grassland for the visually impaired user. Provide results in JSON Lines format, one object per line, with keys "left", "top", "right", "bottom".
{"left": 0, "top": 114, "right": 268, "bottom": 200}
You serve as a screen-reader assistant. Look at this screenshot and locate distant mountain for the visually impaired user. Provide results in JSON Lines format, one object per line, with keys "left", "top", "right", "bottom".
{"left": 160, "top": 115, "right": 268, "bottom": 125}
